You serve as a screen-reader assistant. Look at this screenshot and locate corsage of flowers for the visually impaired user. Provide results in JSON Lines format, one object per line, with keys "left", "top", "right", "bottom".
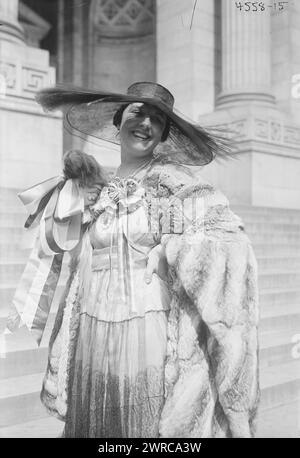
{"left": 89, "top": 177, "right": 145, "bottom": 221}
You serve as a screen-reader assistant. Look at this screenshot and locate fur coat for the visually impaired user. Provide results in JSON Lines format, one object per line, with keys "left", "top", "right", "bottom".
{"left": 41, "top": 160, "right": 260, "bottom": 438}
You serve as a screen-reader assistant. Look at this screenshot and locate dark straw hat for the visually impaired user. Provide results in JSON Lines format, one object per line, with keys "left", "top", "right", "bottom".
{"left": 36, "top": 82, "right": 230, "bottom": 166}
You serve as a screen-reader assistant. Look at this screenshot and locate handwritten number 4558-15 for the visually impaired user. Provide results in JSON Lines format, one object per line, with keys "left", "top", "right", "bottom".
{"left": 235, "top": 2, "right": 288, "bottom": 11}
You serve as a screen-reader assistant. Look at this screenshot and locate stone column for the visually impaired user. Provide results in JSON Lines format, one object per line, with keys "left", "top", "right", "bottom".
{"left": 0, "top": 0, "right": 24, "bottom": 45}
{"left": 272, "top": 3, "right": 300, "bottom": 123}
{"left": 0, "top": 0, "right": 62, "bottom": 190}
{"left": 57, "top": 0, "right": 89, "bottom": 152}
{"left": 217, "top": 1, "right": 275, "bottom": 106}
{"left": 156, "top": 0, "right": 215, "bottom": 119}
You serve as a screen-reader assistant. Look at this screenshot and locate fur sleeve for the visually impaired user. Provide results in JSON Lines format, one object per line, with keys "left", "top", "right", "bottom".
{"left": 161, "top": 184, "right": 260, "bottom": 438}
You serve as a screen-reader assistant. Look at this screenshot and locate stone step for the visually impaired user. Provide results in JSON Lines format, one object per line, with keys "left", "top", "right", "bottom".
{"left": 0, "top": 298, "right": 296, "bottom": 362}
{"left": 244, "top": 221, "right": 300, "bottom": 233}
{"left": 5, "top": 265, "right": 300, "bottom": 310}
{"left": 238, "top": 212, "right": 300, "bottom": 225}
{"left": 1, "top": 203, "right": 300, "bottom": 222}
{"left": 233, "top": 205, "right": 300, "bottom": 217}
{"left": 1, "top": 211, "right": 300, "bottom": 229}
{"left": 0, "top": 211, "right": 26, "bottom": 227}
{"left": 256, "top": 400, "right": 300, "bottom": 438}
{"left": 0, "top": 226, "right": 83, "bottom": 249}
{"left": 260, "top": 340, "right": 297, "bottom": 369}
{"left": 259, "top": 287, "right": 300, "bottom": 307}
{"left": 234, "top": 205, "right": 300, "bottom": 213}
{"left": 0, "top": 359, "right": 298, "bottom": 428}
{"left": 2, "top": 195, "right": 300, "bottom": 213}
{"left": 0, "top": 244, "right": 31, "bottom": 263}
{"left": 1, "top": 293, "right": 296, "bottom": 367}
{"left": 260, "top": 300, "right": 300, "bottom": 322}
{"left": 259, "top": 328, "right": 299, "bottom": 368}
{"left": 0, "top": 204, "right": 25, "bottom": 217}
{"left": 1, "top": 307, "right": 297, "bottom": 380}
{"left": 2, "top": 258, "right": 300, "bottom": 290}
{"left": 3, "top": 339, "right": 294, "bottom": 381}
{"left": 248, "top": 231, "right": 300, "bottom": 245}
{"left": 1, "top": 402, "right": 298, "bottom": 438}
{"left": 0, "top": 241, "right": 71, "bottom": 264}
{"left": 257, "top": 256, "right": 300, "bottom": 271}
{"left": 0, "top": 416, "right": 63, "bottom": 438}
{"left": 1, "top": 401, "right": 297, "bottom": 438}
{"left": 0, "top": 283, "right": 66, "bottom": 316}
{"left": 1, "top": 256, "right": 299, "bottom": 277}
{"left": 0, "top": 227, "right": 35, "bottom": 244}
{"left": 1, "top": 307, "right": 57, "bottom": 338}
{"left": 0, "top": 259, "right": 69, "bottom": 286}
{"left": 1, "top": 281, "right": 298, "bottom": 319}
{"left": 241, "top": 213, "right": 300, "bottom": 228}
{"left": 2, "top": 199, "right": 300, "bottom": 217}
{"left": 259, "top": 360, "right": 300, "bottom": 410}
{"left": 0, "top": 198, "right": 289, "bottom": 216}
{"left": 0, "top": 313, "right": 56, "bottom": 380}
{"left": 259, "top": 309, "right": 300, "bottom": 336}
{"left": 0, "top": 272, "right": 298, "bottom": 330}
{"left": 0, "top": 263, "right": 25, "bottom": 284}
{"left": 237, "top": 211, "right": 300, "bottom": 224}
{"left": 253, "top": 244, "right": 300, "bottom": 257}
{"left": 0, "top": 345, "right": 49, "bottom": 381}
{"left": 258, "top": 271, "right": 300, "bottom": 290}
{"left": 0, "top": 186, "right": 21, "bottom": 196}
{"left": 0, "top": 284, "right": 20, "bottom": 309}
{"left": 0, "top": 372, "right": 47, "bottom": 427}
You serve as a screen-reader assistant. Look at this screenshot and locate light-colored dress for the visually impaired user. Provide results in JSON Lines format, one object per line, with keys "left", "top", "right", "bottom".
{"left": 41, "top": 160, "right": 260, "bottom": 438}
{"left": 60, "top": 170, "right": 171, "bottom": 437}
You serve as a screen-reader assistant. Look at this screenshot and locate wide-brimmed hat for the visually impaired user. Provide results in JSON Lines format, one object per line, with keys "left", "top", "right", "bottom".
{"left": 36, "top": 82, "right": 230, "bottom": 166}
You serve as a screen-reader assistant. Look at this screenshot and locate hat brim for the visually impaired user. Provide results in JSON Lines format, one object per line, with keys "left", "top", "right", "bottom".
{"left": 66, "top": 96, "right": 217, "bottom": 166}
{"left": 36, "top": 86, "right": 230, "bottom": 166}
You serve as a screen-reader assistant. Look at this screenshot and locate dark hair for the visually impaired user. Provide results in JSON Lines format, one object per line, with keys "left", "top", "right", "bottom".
{"left": 63, "top": 150, "right": 107, "bottom": 187}
{"left": 112, "top": 103, "right": 170, "bottom": 142}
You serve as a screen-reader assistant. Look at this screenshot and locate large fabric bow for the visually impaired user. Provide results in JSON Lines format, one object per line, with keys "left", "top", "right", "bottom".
{"left": 0, "top": 176, "right": 84, "bottom": 357}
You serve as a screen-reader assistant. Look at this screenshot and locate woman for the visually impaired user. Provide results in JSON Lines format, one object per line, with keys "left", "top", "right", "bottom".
{"left": 10, "top": 82, "right": 259, "bottom": 438}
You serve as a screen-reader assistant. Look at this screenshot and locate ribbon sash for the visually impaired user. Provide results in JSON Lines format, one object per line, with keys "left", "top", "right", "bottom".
{"left": 7, "top": 247, "right": 63, "bottom": 345}
{"left": 1, "top": 177, "right": 85, "bottom": 357}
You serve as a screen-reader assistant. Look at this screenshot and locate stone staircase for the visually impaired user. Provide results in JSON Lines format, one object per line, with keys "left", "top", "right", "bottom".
{"left": 0, "top": 188, "right": 300, "bottom": 437}
{"left": 234, "top": 205, "right": 300, "bottom": 438}
{"left": 0, "top": 188, "right": 65, "bottom": 438}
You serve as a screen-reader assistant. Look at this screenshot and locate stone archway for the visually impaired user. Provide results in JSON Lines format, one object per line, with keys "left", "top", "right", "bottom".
{"left": 88, "top": 0, "right": 156, "bottom": 91}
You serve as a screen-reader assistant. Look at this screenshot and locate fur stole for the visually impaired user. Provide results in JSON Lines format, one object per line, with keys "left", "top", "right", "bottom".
{"left": 142, "top": 161, "right": 260, "bottom": 438}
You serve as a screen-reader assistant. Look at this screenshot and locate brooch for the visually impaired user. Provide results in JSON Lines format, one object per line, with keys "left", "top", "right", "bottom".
{"left": 91, "top": 177, "right": 145, "bottom": 218}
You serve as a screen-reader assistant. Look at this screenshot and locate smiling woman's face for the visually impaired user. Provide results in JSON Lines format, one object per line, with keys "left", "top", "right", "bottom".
{"left": 119, "top": 102, "right": 167, "bottom": 159}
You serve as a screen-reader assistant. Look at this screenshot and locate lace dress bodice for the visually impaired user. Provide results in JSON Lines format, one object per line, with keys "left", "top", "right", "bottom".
{"left": 81, "top": 176, "right": 170, "bottom": 322}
